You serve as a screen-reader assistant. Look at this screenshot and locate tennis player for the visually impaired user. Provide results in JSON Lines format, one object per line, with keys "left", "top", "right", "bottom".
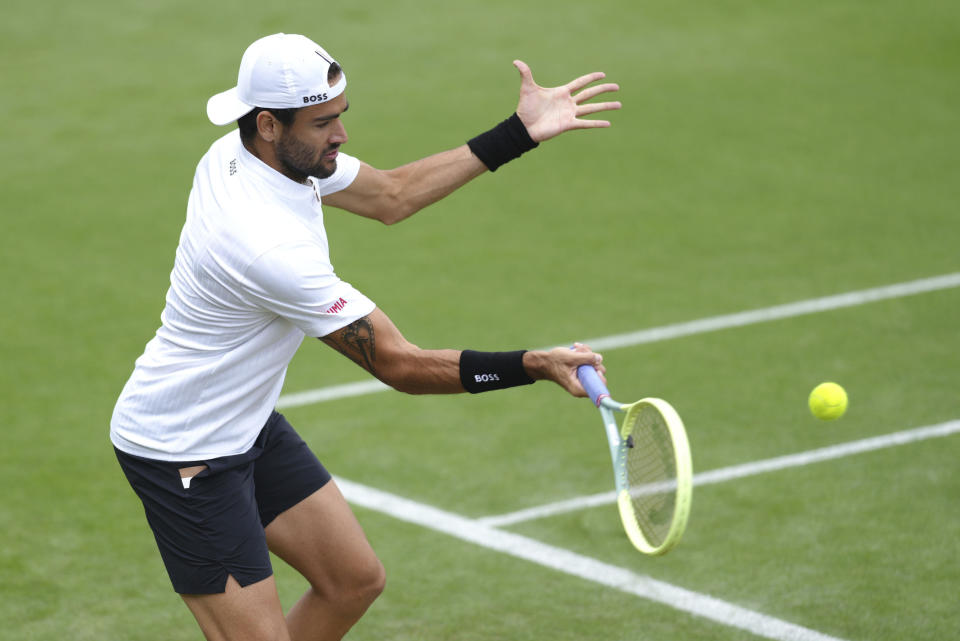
{"left": 111, "top": 33, "right": 619, "bottom": 641}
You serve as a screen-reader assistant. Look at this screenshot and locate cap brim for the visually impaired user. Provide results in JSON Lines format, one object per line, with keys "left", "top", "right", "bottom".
{"left": 206, "top": 87, "right": 255, "bottom": 126}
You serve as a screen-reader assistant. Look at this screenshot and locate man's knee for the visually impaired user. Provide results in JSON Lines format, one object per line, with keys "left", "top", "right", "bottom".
{"left": 363, "top": 557, "right": 387, "bottom": 602}
{"left": 342, "top": 555, "right": 386, "bottom": 609}
{"left": 313, "top": 555, "right": 385, "bottom": 613}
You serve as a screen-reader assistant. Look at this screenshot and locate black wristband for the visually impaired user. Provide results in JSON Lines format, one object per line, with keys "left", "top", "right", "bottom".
{"left": 459, "top": 349, "right": 535, "bottom": 393}
{"left": 466, "top": 113, "right": 539, "bottom": 172}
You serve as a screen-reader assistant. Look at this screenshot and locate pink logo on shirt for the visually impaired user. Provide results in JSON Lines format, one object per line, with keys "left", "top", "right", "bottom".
{"left": 324, "top": 297, "right": 348, "bottom": 314}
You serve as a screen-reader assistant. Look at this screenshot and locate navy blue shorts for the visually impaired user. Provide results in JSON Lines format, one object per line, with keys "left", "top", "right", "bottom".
{"left": 115, "top": 411, "right": 332, "bottom": 594}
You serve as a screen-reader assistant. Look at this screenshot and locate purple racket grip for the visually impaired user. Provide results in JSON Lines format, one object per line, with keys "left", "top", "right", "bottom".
{"left": 577, "top": 363, "right": 610, "bottom": 407}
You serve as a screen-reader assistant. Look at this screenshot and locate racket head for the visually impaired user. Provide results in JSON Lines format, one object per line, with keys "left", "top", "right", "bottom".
{"left": 616, "top": 397, "right": 693, "bottom": 555}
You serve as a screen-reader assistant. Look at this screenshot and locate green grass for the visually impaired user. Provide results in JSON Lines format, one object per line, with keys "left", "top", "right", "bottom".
{"left": 2, "top": 0, "right": 958, "bottom": 639}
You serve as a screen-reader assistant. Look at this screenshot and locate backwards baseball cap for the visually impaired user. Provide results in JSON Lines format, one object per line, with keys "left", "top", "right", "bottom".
{"left": 206, "top": 33, "right": 347, "bottom": 126}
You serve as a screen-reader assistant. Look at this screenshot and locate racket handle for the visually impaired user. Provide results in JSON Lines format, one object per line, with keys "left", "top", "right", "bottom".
{"left": 577, "top": 363, "right": 610, "bottom": 408}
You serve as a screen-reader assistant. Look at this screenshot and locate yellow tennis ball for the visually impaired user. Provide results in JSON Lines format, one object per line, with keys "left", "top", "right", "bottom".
{"left": 808, "top": 382, "right": 848, "bottom": 420}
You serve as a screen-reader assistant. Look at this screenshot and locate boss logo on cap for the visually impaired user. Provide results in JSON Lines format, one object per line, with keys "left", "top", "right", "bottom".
{"left": 303, "top": 92, "right": 329, "bottom": 104}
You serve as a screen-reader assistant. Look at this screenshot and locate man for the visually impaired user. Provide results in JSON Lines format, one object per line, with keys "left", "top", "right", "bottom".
{"left": 111, "top": 33, "right": 620, "bottom": 641}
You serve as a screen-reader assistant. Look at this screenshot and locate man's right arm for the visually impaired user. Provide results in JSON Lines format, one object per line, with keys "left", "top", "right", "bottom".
{"left": 319, "top": 307, "right": 603, "bottom": 397}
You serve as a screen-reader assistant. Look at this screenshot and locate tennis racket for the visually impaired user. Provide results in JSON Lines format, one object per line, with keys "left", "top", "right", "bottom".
{"left": 577, "top": 364, "right": 693, "bottom": 555}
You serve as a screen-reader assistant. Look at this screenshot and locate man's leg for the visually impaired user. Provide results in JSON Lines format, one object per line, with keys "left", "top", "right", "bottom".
{"left": 181, "top": 575, "right": 290, "bottom": 641}
{"left": 265, "top": 480, "right": 386, "bottom": 641}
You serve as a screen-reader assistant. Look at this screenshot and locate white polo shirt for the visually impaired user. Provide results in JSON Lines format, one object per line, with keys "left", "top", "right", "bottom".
{"left": 110, "top": 130, "right": 376, "bottom": 461}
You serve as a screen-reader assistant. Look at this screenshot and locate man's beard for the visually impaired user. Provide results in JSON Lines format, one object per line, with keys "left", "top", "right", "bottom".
{"left": 275, "top": 132, "right": 338, "bottom": 182}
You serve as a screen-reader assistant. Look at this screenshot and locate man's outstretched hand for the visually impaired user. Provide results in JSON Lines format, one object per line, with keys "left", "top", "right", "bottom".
{"left": 513, "top": 60, "right": 622, "bottom": 143}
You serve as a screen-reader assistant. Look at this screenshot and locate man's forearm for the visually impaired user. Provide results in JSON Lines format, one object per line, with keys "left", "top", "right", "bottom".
{"left": 323, "top": 145, "right": 487, "bottom": 224}
{"left": 318, "top": 311, "right": 599, "bottom": 398}
{"left": 381, "top": 145, "right": 488, "bottom": 223}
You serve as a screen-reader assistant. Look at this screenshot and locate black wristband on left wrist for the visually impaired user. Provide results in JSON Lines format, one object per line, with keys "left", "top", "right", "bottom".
{"left": 466, "top": 113, "right": 539, "bottom": 172}
{"left": 459, "top": 349, "right": 535, "bottom": 393}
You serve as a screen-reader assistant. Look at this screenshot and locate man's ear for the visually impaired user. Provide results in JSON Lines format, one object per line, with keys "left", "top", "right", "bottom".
{"left": 256, "top": 111, "right": 280, "bottom": 142}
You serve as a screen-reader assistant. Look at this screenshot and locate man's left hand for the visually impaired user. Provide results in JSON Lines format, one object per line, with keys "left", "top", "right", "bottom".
{"left": 513, "top": 60, "right": 622, "bottom": 143}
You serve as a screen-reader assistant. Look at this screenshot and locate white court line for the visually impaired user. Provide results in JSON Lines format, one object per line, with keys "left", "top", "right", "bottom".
{"left": 278, "top": 379, "right": 390, "bottom": 408}
{"left": 278, "top": 272, "right": 960, "bottom": 409}
{"left": 338, "top": 478, "right": 849, "bottom": 641}
{"left": 576, "top": 271, "right": 960, "bottom": 351}
{"left": 479, "top": 420, "right": 960, "bottom": 527}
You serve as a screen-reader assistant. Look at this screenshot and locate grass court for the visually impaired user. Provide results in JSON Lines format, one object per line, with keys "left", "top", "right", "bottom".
{"left": 2, "top": 0, "right": 958, "bottom": 639}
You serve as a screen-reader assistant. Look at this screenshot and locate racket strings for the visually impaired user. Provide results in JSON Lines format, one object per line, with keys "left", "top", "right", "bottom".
{"left": 625, "top": 406, "right": 678, "bottom": 547}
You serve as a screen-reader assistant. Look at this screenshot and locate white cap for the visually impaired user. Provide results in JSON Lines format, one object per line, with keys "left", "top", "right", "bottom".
{"left": 206, "top": 33, "right": 347, "bottom": 126}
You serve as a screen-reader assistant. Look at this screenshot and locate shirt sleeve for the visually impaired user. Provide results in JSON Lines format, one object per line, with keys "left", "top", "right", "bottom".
{"left": 312, "top": 152, "right": 361, "bottom": 196}
{"left": 243, "top": 240, "right": 376, "bottom": 337}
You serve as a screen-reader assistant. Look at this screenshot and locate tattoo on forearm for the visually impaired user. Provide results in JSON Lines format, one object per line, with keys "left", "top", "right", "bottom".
{"left": 321, "top": 317, "right": 377, "bottom": 374}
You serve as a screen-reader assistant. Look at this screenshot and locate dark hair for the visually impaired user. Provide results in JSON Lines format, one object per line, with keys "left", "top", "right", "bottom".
{"left": 328, "top": 62, "right": 342, "bottom": 82}
{"left": 237, "top": 107, "right": 298, "bottom": 142}
{"left": 236, "top": 62, "right": 343, "bottom": 143}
